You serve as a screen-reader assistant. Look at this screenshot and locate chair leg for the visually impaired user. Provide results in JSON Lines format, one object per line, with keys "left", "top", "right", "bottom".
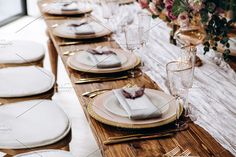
{"left": 60, "top": 145, "right": 70, "bottom": 151}
{"left": 47, "top": 38, "right": 58, "bottom": 92}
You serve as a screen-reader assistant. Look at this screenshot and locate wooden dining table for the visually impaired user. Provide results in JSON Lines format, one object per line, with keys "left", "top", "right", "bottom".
{"left": 38, "top": 1, "right": 236, "bottom": 156}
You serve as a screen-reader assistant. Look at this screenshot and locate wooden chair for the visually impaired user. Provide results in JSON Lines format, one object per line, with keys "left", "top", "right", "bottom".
{"left": 6, "top": 148, "right": 74, "bottom": 157}
{"left": 1, "top": 130, "right": 71, "bottom": 157}
{"left": 0, "top": 66, "right": 56, "bottom": 105}
{"left": 0, "top": 99, "right": 72, "bottom": 156}
{"left": 0, "top": 58, "right": 44, "bottom": 69}
{"left": 0, "top": 88, "right": 54, "bottom": 105}
{"left": 0, "top": 40, "right": 45, "bottom": 68}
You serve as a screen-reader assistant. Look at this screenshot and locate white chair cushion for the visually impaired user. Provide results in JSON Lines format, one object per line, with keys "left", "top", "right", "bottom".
{"left": 0, "top": 100, "right": 71, "bottom": 149}
{"left": 0, "top": 66, "right": 55, "bottom": 98}
{"left": 14, "top": 150, "right": 74, "bottom": 157}
{"left": 0, "top": 40, "right": 45, "bottom": 64}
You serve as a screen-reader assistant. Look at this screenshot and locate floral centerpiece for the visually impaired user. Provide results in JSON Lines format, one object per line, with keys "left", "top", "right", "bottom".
{"left": 139, "top": 0, "right": 236, "bottom": 60}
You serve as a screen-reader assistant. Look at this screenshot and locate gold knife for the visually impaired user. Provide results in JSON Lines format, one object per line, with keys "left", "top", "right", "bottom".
{"left": 108, "top": 123, "right": 188, "bottom": 140}
{"left": 76, "top": 72, "right": 142, "bottom": 84}
{"left": 103, "top": 132, "right": 174, "bottom": 145}
{"left": 58, "top": 41, "right": 83, "bottom": 46}
{"left": 75, "top": 75, "right": 129, "bottom": 84}
{"left": 82, "top": 88, "right": 112, "bottom": 96}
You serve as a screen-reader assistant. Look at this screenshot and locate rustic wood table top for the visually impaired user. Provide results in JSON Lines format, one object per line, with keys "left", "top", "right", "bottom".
{"left": 38, "top": 1, "right": 235, "bottom": 156}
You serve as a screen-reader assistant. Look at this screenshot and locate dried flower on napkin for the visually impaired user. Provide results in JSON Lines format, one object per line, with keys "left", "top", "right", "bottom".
{"left": 122, "top": 86, "right": 145, "bottom": 99}
{"left": 87, "top": 49, "right": 117, "bottom": 55}
{"left": 69, "top": 22, "right": 87, "bottom": 27}
{"left": 63, "top": 2, "right": 73, "bottom": 7}
{"left": 61, "top": 1, "right": 78, "bottom": 11}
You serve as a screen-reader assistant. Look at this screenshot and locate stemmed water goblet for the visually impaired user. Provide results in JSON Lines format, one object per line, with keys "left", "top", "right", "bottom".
{"left": 138, "top": 12, "right": 151, "bottom": 47}
{"left": 101, "top": 0, "right": 119, "bottom": 33}
{"left": 166, "top": 59, "right": 195, "bottom": 127}
{"left": 124, "top": 26, "right": 142, "bottom": 76}
{"left": 172, "top": 25, "right": 205, "bottom": 121}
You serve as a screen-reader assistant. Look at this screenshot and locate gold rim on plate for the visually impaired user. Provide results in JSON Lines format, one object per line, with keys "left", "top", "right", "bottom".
{"left": 67, "top": 50, "right": 141, "bottom": 74}
{"left": 87, "top": 91, "right": 183, "bottom": 129}
{"left": 52, "top": 20, "right": 112, "bottom": 40}
{"left": 42, "top": 3, "right": 93, "bottom": 15}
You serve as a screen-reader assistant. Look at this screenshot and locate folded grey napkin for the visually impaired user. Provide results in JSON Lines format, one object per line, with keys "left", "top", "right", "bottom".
{"left": 87, "top": 49, "right": 121, "bottom": 69}
{"left": 113, "top": 88, "right": 162, "bottom": 120}
{"left": 61, "top": 2, "right": 78, "bottom": 11}
{"left": 72, "top": 23, "right": 96, "bottom": 35}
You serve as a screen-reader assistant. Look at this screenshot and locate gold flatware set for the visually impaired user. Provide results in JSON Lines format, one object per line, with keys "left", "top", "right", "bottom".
{"left": 58, "top": 41, "right": 86, "bottom": 46}
{"left": 82, "top": 83, "right": 133, "bottom": 98}
{"left": 63, "top": 49, "right": 84, "bottom": 56}
{"left": 75, "top": 71, "right": 142, "bottom": 84}
{"left": 82, "top": 88, "right": 111, "bottom": 98}
{"left": 104, "top": 123, "right": 189, "bottom": 145}
{"left": 164, "top": 146, "right": 192, "bottom": 157}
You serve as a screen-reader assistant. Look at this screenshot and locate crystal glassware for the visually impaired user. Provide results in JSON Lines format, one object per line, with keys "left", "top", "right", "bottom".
{"left": 124, "top": 27, "right": 142, "bottom": 76}
{"left": 138, "top": 12, "right": 151, "bottom": 46}
{"left": 166, "top": 60, "right": 194, "bottom": 126}
{"left": 101, "top": 0, "right": 119, "bottom": 18}
{"left": 124, "top": 27, "right": 142, "bottom": 52}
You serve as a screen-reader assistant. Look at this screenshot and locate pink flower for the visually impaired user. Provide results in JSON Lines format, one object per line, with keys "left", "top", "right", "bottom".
{"left": 177, "top": 11, "right": 190, "bottom": 27}
{"left": 165, "top": 0, "right": 174, "bottom": 7}
{"left": 168, "top": 11, "right": 177, "bottom": 20}
{"left": 152, "top": 0, "right": 161, "bottom": 5}
{"left": 149, "top": 2, "right": 159, "bottom": 15}
{"left": 139, "top": 0, "right": 149, "bottom": 9}
{"left": 164, "top": 0, "right": 177, "bottom": 20}
{"left": 189, "top": 0, "right": 203, "bottom": 13}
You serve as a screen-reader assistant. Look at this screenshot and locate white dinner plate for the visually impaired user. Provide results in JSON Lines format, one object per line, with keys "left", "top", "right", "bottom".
{"left": 88, "top": 89, "right": 183, "bottom": 129}
{"left": 104, "top": 90, "right": 170, "bottom": 118}
{"left": 42, "top": 2, "right": 92, "bottom": 15}
{"left": 52, "top": 20, "right": 112, "bottom": 40}
{"left": 73, "top": 50, "right": 127, "bottom": 66}
{"left": 67, "top": 48, "right": 140, "bottom": 73}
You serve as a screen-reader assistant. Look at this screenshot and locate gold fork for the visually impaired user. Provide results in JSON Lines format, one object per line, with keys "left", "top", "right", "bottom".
{"left": 83, "top": 83, "right": 133, "bottom": 98}
{"left": 180, "top": 149, "right": 191, "bottom": 157}
{"left": 164, "top": 146, "right": 180, "bottom": 157}
{"left": 82, "top": 88, "right": 111, "bottom": 97}
{"left": 63, "top": 49, "right": 84, "bottom": 56}
{"left": 75, "top": 71, "right": 142, "bottom": 84}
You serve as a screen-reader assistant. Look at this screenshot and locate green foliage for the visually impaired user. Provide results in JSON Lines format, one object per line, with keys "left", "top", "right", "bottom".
{"left": 204, "top": 15, "right": 233, "bottom": 60}
{"left": 172, "top": 0, "right": 187, "bottom": 16}
{"left": 152, "top": 14, "right": 158, "bottom": 19}
{"left": 200, "top": 9, "right": 209, "bottom": 24}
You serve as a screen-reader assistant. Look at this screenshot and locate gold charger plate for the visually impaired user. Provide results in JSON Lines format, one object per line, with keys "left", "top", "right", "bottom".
{"left": 67, "top": 48, "right": 140, "bottom": 74}
{"left": 52, "top": 19, "right": 112, "bottom": 40}
{"left": 88, "top": 89, "right": 183, "bottom": 129}
{"left": 42, "top": 2, "right": 92, "bottom": 15}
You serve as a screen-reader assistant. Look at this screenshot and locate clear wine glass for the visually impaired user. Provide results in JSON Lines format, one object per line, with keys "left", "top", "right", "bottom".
{"left": 138, "top": 12, "right": 151, "bottom": 47}
{"left": 101, "top": 0, "right": 119, "bottom": 32}
{"left": 166, "top": 60, "right": 194, "bottom": 127}
{"left": 124, "top": 26, "right": 142, "bottom": 76}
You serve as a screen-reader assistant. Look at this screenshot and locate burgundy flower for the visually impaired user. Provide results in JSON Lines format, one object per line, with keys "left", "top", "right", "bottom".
{"left": 164, "top": 0, "right": 177, "bottom": 20}
{"left": 139, "top": 0, "right": 149, "bottom": 9}
{"left": 168, "top": 11, "right": 177, "bottom": 20}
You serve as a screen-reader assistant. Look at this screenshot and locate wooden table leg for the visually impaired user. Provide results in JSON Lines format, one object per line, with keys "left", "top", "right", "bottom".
{"left": 47, "top": 38, "right": 58, "bottom": 92}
